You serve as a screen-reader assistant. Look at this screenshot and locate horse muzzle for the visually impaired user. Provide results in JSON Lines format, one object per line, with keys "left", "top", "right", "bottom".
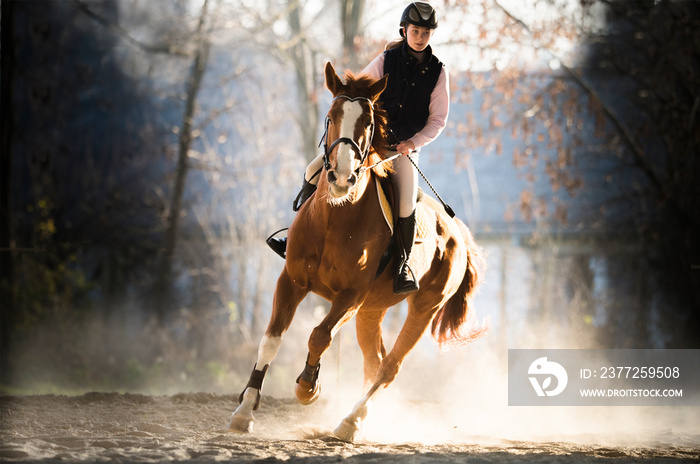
{"left": 327, "top": 169, "right": 357, "bottom": 199}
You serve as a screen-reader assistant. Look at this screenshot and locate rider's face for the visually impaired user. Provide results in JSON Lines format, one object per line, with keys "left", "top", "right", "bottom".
{"left": 404, "top": 25, "right": 433, "bottom": 52}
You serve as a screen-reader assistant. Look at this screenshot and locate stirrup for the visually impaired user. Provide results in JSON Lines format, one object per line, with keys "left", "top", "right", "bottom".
{"left": 266, "top": 228, "right": 288, "bottom": 259}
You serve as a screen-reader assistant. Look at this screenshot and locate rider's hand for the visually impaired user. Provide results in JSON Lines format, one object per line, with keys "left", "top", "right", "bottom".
{"left": 396, "top": 141, "right": 415, "bottom": 155}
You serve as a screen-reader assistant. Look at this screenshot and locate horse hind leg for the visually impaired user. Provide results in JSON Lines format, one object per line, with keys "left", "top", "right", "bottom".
{"left": 334, "top": 305, "right": 435, "bottom": 442}
{"left": 355, "top": 307, "right": 389, "bottom": 387}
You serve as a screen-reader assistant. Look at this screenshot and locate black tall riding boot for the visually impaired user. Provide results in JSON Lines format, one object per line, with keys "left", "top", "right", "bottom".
{"left": 394, "top": 211, "right": 419, "bottom": 294}
{"left": 292, "top": 178, "right": 318, "bottom": 212}
{"left": 266, "top": 179, "right": 317, "bottom": 259}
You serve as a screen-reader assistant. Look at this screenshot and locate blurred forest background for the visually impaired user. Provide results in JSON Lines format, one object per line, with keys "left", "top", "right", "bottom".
{"left": 1, "top": 0, "right": 698, "bottom": 395}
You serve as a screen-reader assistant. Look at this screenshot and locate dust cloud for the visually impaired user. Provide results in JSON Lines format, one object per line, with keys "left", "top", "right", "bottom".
{"left": 2, "top": 302, "right": 699, "bottom": 463}
{"left": 3, "top": 298, "right": 699, "bottom": 452}
{"left": 302, "top": 343, "right": 699, "bottom": 447}
{"left": 242, "top": 308, "right": 700, "bottom": 448}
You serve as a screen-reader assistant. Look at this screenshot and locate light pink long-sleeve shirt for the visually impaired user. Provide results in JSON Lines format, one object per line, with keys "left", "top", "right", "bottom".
{"left": 362, "top": 52, "right": 450, "bottom": 150}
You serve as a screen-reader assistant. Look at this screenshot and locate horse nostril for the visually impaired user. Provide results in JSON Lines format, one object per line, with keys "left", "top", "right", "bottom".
{"left": 327, "top": 170, "right": 337, "bottom": 183}
{"left": 348, "top": 173, "right": 357, "bottom": 186}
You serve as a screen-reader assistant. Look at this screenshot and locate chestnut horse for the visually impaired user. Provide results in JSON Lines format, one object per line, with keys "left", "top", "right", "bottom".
{"left": 228, "top": 62, "right": 485, "bottom": 442}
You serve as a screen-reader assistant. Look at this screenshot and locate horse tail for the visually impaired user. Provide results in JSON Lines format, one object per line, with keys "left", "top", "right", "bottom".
{"left": 431, "top": 220, "right": 488, "bottom": 349}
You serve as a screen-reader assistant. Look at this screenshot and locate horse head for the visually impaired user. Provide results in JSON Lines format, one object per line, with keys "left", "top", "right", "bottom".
{"left": 322, "top": 62, "right": 389, "bottom": 204}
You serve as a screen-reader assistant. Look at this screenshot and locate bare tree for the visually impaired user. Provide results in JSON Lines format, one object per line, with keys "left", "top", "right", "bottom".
{"left": 443, "top": 0, "right": 699, "bottom": 346}
{"left": 154, "top": 0, "right": 212, "bottom": 323}
{"left": 285, "top": 0, "right": 322, "bottom": 162}
{"left": 340, "top": 0, "right": 366, "bottom": 69}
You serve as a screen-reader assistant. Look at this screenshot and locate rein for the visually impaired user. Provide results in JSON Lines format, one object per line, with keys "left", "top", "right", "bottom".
{"left": 319, "top": 94, "right": 455, "bottom": 218}
{"left": 358, "top": 152, "right": 401, "bottom": 175}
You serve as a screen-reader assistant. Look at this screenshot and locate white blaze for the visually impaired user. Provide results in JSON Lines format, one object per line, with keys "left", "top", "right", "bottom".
{"left": 335, "top": 100, "right": 363, "bottom": 183}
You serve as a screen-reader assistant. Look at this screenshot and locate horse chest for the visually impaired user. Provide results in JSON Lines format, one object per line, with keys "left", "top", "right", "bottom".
{"left": 318, "top": 242, "right": 366, "bottom": 275}
{"left": 305, "top": 234, "right": 374, "bottom": 292}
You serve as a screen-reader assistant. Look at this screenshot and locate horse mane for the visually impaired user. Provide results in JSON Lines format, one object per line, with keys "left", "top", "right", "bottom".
{"left": 340, "top": 71, "right": 392, "bottom": 178}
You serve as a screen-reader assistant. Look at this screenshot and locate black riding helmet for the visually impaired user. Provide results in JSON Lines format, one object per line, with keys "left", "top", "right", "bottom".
{"left": 399, "top": 1, "right": 438, "bottom": 37}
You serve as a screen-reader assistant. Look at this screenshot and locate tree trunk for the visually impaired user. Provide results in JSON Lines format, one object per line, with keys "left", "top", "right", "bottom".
{"left": 154, "top": 0, "right": 211, "bottom": 323}
{"left": 341, "top": 0, "right": 365, "bottom": 69}
{"left": 287, "top": 0, "right": 319, "bottom": 162}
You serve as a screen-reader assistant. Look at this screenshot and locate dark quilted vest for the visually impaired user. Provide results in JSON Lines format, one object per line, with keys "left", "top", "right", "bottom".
{"left": 381, "top": 42, "right": 443, "bottom": 143}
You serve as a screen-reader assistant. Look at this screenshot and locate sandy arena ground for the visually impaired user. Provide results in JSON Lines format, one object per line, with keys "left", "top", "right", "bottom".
{"left": 1, "top": 392, "right": 698, "bottom": 463}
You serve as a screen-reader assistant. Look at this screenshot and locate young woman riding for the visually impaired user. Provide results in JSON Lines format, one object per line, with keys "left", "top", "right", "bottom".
{"left": 268, "top": 1, "right": 449, "bottom": 295}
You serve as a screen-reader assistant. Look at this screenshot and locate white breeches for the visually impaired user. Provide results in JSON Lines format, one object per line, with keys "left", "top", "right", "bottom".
{"left": 305, "top": 154, "right": 325, "bottom": 185}
{"left": 394, "top": 153, "right": 418, "bottom": 218}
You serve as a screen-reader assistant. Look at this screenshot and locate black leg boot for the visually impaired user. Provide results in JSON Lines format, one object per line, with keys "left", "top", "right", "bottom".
{"left": 292, "top": 178, "right": 317, "bottom": 212}
{"left": 394, "top": 211, "right": 419, "bottom": 294}
{"left": 267, "top": 179, "right": 317, "bottom": 259}
{"left": 266, "top": 233, "right": 288, "bottom": 259}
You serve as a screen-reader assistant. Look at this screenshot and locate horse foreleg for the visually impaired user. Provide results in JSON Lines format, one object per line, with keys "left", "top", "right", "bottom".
{"left": 295, "top": 290, "right": 360, "bottom": 405}
{"left": 228, "top": 270, "right": 307, "bottom": 433}
{"left": 334, "top": 306, "right": 435, "bottom": 442}
{"left": 355, "top": 308, "right": 388, "bottom": 387}
{"left": 227, "top": 335, "right": 281, "bottom": 433}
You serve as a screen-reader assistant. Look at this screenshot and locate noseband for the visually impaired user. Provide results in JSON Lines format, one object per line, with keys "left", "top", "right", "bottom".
{"left": 321, "top": 95, "right": 376, "bottom": 177}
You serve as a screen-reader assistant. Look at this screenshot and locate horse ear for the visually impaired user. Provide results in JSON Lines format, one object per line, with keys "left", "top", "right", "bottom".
{"left": 369, "top": 74, "right": 389, "bottom": 101}
{"left": 325, "top": 62, "right": 342, "bottom": 95}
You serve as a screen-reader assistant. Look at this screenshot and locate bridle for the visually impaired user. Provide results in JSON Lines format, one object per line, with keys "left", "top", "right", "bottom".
{"left": 321, "top": 95, "right": 376, "bottom": 177}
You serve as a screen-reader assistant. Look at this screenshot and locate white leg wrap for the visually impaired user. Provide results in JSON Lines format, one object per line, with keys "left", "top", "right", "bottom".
{"left": 256, "top": 335, "right": 282, "bottom": 367}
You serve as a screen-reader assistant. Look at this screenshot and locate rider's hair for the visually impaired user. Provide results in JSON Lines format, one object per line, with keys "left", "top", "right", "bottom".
{"left": 385, "top": 37, "right": 405, "bottom": 51}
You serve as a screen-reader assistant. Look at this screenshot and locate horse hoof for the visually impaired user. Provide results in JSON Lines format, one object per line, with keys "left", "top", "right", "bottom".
{"left": 227, "top": 413, "right": 254, "bottom": 433}
{"left": 333, "top": 418, "right": 360, "bottom": 443}
{"left": 295, "top": 379, "right": 321, "bottom": 405}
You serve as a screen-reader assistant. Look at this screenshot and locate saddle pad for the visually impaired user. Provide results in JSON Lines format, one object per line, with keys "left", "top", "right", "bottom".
{"left": 375, "top": 177, "right": 431, "bottom": 243}
{"left": 376, "top": 177, "right": 394, "bottom": 235}
{"left": 415, "top": 207, "right": 431, "bottom": 243}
